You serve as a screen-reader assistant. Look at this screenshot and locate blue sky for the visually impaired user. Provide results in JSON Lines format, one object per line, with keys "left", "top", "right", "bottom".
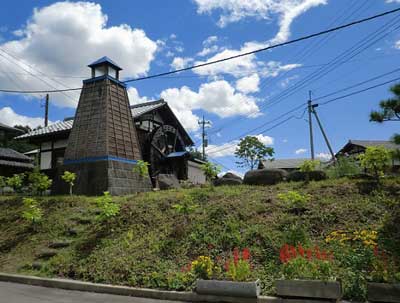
{"left": 0, "top": 0, "right": 399, "bottom": 174}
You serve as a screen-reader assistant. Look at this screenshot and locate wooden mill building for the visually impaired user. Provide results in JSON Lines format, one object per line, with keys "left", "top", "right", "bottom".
{"left": 17, "top": 57, "right": 205, "bottom": 194}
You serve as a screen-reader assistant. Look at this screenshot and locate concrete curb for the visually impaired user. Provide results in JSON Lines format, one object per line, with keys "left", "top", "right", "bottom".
{"left": 0, "top": 273, "right": 279, "bottom": 303}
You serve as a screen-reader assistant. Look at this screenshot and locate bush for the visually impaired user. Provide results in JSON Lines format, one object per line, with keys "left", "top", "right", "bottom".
{"left": 299, "top": 160, "right": 321, "bottom": 183}
{"left": 359, "top": 146, "right": 391, "bottom": 181}
{"left": 280, "top": 244, "right": 335, "bottom": 281}
{"left": 287, "top": 170, "right": 326, "bottom": 182}
{"left": 191, "top": 256, "right": 214, "bottom": 280}
{"left": 28, "top": 171, "right": 52, "bottom": 195}
{"left": 277, "top": 191, "right": 311, "bottom": 209}
{"left": 21, "top": 197, "right": 43, "bottom": 224}
{"left": 243, "top": 169, "right": 287, "bottom": 185}
{"left": 6, "top": 173, "right": 25, "bottom": 192}
{"left": 325, "top": 157, "right": 361, "bottom": 179}
{"left": 95, "top": 191, "right": 120, "bottom": 221}
{"left": 200, "top": 162, "right": 221, "bottom": 182}
{"left": 133, "top": 160, "right": 149, "bottom": 178}
{"left": 225, "top": 248, "right": 252, "bottom": 282}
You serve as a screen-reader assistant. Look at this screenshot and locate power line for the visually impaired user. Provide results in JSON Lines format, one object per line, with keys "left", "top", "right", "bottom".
{"left": 0, "top": 7, "right": 400, "bottom": 94}
{"left": 319, "top": 76, "right": 400, "bottom": 106}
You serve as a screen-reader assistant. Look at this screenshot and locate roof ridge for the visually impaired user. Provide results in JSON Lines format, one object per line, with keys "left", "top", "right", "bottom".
{"left": 129, "top": 99, "right": 165, "bottom": 109}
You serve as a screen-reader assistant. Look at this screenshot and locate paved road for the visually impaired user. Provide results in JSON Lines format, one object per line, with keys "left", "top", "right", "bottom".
{"left": 0, "top": 281, "right": 188, "bottom": 303}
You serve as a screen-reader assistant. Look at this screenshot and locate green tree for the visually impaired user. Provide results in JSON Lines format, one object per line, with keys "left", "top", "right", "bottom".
{"left": 299, "top": 160, "right": 320, "bottom": 183}
{"left": 61, "top": 171, "right": 76, "bottom": 195}
{"left": 358, "top": 146, "right": 391, "bottom": 182}
{"left": 234, "top": 136, "right": 274, "bottom": 170}
{"left": 28, "top": 170, "right": 52, "bottom": 195}
{"left": 200, "top": 161, "right": 221, "bottom": 182}
{"left": 370, "top": 83, "right": 400, "bottom": 145}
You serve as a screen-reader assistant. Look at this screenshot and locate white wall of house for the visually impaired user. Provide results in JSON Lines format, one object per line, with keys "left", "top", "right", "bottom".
{"left": 187, "top": 160, "right": 206, "bottom": 184}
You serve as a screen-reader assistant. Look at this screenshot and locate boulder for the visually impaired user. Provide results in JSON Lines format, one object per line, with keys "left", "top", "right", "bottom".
{"left": 243, "top": 169, "right": 287, "bottom": 185}
{"left": 221, "top": 172, "right": 242, "bottom": 181}
{"left": 158, "top": 174, "right": 181, "bottom": 190}
{"left": 36, "top": 249, "right": 58, "bottom": 260}
{"left": 287, "top": 170, "right": 327, "bottom": 182}
{"left": 214, "top": 172, "right": 243, "bottom": 186}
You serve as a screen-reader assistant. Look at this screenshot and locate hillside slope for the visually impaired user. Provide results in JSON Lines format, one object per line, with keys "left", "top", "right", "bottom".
{"left": 0, "top": 178, "right": 399, "bottom": 300}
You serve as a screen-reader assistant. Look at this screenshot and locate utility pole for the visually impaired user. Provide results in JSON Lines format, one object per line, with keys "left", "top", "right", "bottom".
{"left": 311, "top": 104, "right": 336, "bottom": 162}
{"left": 198, "top": 115, "right": 211, "bottom": 161}
{"left": 44, "top": 94, "right": 49, "bottom": 127}
{"left": 308, "top": 91, "right": 315, "bottom": 160}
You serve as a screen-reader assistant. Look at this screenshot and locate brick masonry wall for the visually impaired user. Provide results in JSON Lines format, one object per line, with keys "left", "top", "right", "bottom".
{"left": 53, "top": 160, "right": 152, "bottom": 196}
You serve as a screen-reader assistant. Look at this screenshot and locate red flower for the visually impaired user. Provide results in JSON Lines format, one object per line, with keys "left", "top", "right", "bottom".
{"left": 321, "top": 250, "right": 327, "bottom": 260}
{"left": 314, "top": 246, "right": 321, "bottom": 260}
{"left": 233, "top": 247, "right": 239, "bottom": 265}
{"left": 208, "top": 243, "right": 215, "bottom": 250}
{"left": 224, "top": 260, "right": 230, "bottom": 271}
{"left": 289, "top": 245, "right": 297, "bottom": 259}
{"left": 242, "top": 248, "right": 251, "bottom": 261}
{"left": 306, "top": 249, "right": 313, "bottom": 260}
{"left": 373, "top": 246, "right": 379, "bottom": 257}
{"left": 297, "top": 244, "right": 305, "bottom": 257}
{"left": 280, "top": 244, "right": 289, "bottom": 263}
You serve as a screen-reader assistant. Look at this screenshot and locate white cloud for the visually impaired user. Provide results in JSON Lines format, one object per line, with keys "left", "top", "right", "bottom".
{"left": 386, "top": 0, "right": 400, "bottom": 3}
{"left": 395, "top": 40, "right": 400, "bottom": 49}
{"left": 160, "top": 79, "right": 260, "bottom": 132}
{"left": 280, "top": 75, "right": 299, "bottom": 88}
{"left": 295, "top": 148, "right": 307, "bottom": 155}
{"left": 170, "top": 57, "right": 194, "bottom": 70}
{"left": 203, "top": 35, "right": 219, "bottom": 46}
{"left": 236, "top": 74, "right": 260, "bottom": 93}
{"left": 0, "top": 107, "right": 55, "bottom": 128}
{"left": 194, "top": 0, "right": 326, "bottom": 42}
{"left": 127, "top": 87, "right": 149, "bottom": 105}
{"left": 254, "top": 134, "right": 274, "bottom": 145}
{"left": 316, "top": 152, "right": 331, "bottom": 161}
{"left": 0, "top": 2, "right": 157, "bottom": 108}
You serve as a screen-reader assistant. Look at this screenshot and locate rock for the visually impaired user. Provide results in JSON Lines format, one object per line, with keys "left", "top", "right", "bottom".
{"left": 31, "top": 261, "right": 42, "bottom": 270}
{"left": 221, "top": 172, "right": 242, "bottom": 181}
{"left": 214, "top": 178, "right": 242, "bottom": 186}
{"left": 243, "top": 169, "right": 287, "bottom": 185}
{"left": 158, "top": 174, "right": 181, "bottom": 190}
{"left": 36, "top": 249, "right": 58, "bottom": 260}
{"left": 49, "top": 240, "right": 72, "bottom": 249}
{"left": 287, "top": 170, "right": 327, "bottom": 182}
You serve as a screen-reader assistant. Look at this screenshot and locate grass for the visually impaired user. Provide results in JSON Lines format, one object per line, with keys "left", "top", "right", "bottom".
{"left": 0, "top": 177, "right": 399, "bottom": 300}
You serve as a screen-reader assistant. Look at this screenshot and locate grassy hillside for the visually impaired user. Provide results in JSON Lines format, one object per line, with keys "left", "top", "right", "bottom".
{"left": 0, "top": 178, "right": 399, "bottom": 300}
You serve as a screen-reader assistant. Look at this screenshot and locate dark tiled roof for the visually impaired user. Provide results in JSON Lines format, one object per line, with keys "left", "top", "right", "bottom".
{"left": 16, "top": 100, "right": 168, "bottom": 140}
{"left": 0, "top": 159, "right": 34, "bottom": 168}
{"left": 88, "top": 56, "right": 122, "bottom": 70}
{"left": 348, "top": 140, "right": 399, "bottom": 150}
{"left": 16, "top": 120, "right": 73, "bottom": 140}
{"left": 259, "top": 158, "right": 309, "bottom": 169}
{"left": 0, "top": 122, "right": 23, "bottom": 133}
{"left": 0, "top": 148, "right": 32, "bottom": 162}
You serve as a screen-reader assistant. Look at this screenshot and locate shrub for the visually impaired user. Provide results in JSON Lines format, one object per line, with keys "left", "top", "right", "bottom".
{"left": 287, "top": 170, "right": 327, "bottom": 182}
{"left": 325, "top": 156, "right": 361, "bottom": 179}
{"left": 358, "top": 146, "right": 391, "bottom": 182}
{"left": 277, "top": 191, "right": 311, "bottom": 209}
{"left": 299, "top": 160, "right": 321, "bottom": 183}
{"left": 200, "top": 162, "right": 221, "bottom": 182}
{"left": 0, "top": 176, "right": 5, "bottom": 194}
{"left": 133, "top": 160, "right": 149, "bottom": 178}
{"left": 279, "top": 244, "right": 335, "bottom": 281}
{"left": 28, "top": 171, "right": 52, "bottom": 195}
{"left": 61, "top": 171, "right": 76, "bottom": 195}
{"left": 6, "top": 173, "right": 25, "bottom": 192}
{"left": 22, "top": 197, "right": 43, "bottom": 224}
{"left": 95, "top": 191, "right": 120, "bottom": 221}
{"left": 191, "top": 256, "right": 214, "bottom": 280}
{"left": 172, "top": 195, "right": 198, "bottom": 225}
{"left": 225, "top": 248, "right": 252, "bottom": 282}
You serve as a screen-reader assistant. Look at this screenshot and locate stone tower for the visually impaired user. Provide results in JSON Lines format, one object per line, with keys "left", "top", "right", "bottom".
{"left": 62, "top": 57, "right": 152, "bottom": 195}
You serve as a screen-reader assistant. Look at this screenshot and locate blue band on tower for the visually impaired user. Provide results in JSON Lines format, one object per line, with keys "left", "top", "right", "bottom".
{"left": 64, "top": 156, "right": 138, "bottom": 165}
